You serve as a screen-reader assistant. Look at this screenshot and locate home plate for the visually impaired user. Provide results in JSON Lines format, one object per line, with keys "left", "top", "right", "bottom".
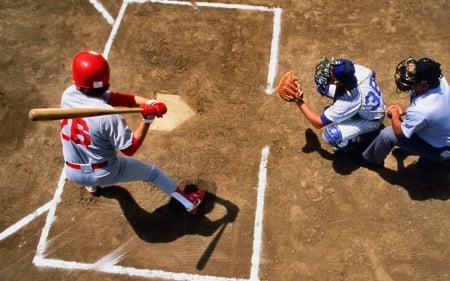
{"left": 150, "top": 93, "right": 195, "bottom": 131}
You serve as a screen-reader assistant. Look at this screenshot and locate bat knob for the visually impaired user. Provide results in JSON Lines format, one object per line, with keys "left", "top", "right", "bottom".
{"left": 28, "top": 109, "right": 38, "bottom": 121}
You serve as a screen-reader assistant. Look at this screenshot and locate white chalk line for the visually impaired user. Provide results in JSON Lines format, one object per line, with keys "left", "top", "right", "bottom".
{"left": 92, "top": 244, "right": 129, "bottom": 270}
{"left": 89, "top": 0, "right": 115, "bottom": 25}
{"left": 0, "top": 0, "right": 119, "bottom": 243}
{"left": 122, "top": 0, "right": 281, "bottom": 93}
{"left": 0, "top": 200, "right": 53, "bottom": 241}
{"left": 34, "top": 170, "right": 67, "bottom": 258}
{"left": 0, "top": 166, "right": 66, "bottom": 242}
{"left": 32, "top": 145, "right": 270, "bottom": 281}
{"left": 0, "top": 1, "right": 280, "bottom": 280}
{"left": 250, "top": 145, "right": 270, "bottom": 281}
{"left": 103, "top": 0, "right": 129, "bottom": 59}
{"left": 33, "top": 255, "right": 248, "bottom": 281}
{"left": 265, "top": 8, "right": 282, "bottom": 94}
{"left": 129, "top": 0, "right": 275, "bottom": 12}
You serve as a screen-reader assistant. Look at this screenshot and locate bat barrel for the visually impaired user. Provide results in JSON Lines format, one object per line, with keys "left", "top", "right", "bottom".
{"left": 28, "top": 107, "right": 143, "bottom": 121}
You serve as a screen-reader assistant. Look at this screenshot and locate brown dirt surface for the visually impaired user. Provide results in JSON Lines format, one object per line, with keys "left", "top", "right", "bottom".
{"left": 1, "top": 1, "right": 450, "bottom": 281}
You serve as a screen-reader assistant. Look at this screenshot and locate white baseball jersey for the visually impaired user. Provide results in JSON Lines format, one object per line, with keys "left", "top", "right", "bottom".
{"left": 60, "top": 85, "right": 177, "bottom": 194}
{"left": 60, "top": 86, "right": 133, "bottom": 164}
{"left": 322, "top": 65, "right": 385, "bottom": 142}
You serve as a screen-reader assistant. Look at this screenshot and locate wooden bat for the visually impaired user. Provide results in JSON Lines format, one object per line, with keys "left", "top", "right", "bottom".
{"left": 28, "top": 107, "right": 143, "bottom": 121}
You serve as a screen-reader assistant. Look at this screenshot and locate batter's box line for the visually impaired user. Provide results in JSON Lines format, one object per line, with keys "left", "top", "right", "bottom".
{"left": 31, "top": 146, "right": 271, "bottom": 280}
{"left": 0, "top": 0, "right": 280, "bottom": 242}
{"left": 0, "top": 0, "right": 278, "bottom": 279}
{"left": 31, "top": 145, "right": 270, "bottom": 281}
{"left": 104, "top": 0, "right": 282, "bottom": 94}
{"left": 33, "top": 256, "right": 248, "bottom": 281}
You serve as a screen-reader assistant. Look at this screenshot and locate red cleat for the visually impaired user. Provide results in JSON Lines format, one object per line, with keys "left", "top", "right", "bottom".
{"left": 186, "top": 188, "right": 205, "bottom": 214}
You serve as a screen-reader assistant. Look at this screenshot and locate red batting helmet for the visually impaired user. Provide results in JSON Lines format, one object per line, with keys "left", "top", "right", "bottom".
{"left": 71, "top": 51, "right": 110, "bottom": 89}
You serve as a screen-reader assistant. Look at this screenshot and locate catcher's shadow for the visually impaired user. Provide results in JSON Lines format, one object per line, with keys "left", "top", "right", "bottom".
{"left": 302, "top": 128, "right": 359, "bottom": 175}
{"left": 302, "top": 129, "right": 450, "bottom": 200}
{"left": 99, "top": 184, "right": 239, "bottom": 243}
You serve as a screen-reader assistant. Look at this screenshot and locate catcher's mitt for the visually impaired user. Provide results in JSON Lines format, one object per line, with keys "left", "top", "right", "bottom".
{"left": 277, "top": 72, "right": 303, "bottom": 102}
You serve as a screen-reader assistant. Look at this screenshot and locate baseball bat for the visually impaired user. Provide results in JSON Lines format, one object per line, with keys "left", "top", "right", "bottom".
{"left": 28, "top": 107, "right": 143, "bottom": 121}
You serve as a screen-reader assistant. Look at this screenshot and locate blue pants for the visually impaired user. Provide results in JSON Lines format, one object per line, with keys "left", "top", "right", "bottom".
{"left": 362, "top": 126, "right": 450, "bottom": 164}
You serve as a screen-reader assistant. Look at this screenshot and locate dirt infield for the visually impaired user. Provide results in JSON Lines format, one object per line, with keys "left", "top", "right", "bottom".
{"left": 1, "top": 1, "right": 449, "bottom": 281}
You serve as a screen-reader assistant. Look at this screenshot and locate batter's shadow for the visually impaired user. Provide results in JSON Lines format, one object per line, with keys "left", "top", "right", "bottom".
{"left": 99, "top": 184, "right": 239, "bottom": 243}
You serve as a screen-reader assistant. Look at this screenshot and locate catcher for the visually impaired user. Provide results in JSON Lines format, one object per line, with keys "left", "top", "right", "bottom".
{"left": 278, "top": 57, "right": 386, "bottom": 152}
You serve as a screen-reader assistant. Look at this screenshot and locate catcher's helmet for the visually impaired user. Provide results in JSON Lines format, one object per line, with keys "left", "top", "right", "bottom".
{"left": 314, "top": 57, "right": 358, "bottom": 97}
{"left": 314, "top": 57, "right": 334, "bottom": 97}
{"left": 394, "top": 57, "right": 442, "bottom": 92}
{"left": 72, "top": 51, "right": 110, "bottom": 90}
{"left": 331, "top": 58, "right": 357, "bottom": 89}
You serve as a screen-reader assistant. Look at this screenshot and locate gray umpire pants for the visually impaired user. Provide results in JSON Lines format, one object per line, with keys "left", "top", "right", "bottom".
{"left": 362, "top": 126, "right": 450, "bottom": 164}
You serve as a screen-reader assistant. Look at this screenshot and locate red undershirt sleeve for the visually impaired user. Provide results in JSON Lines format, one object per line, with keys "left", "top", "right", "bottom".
{"left": 120, "top": 137, "right": 142, "bottom": 156}
{"left": 108, "top": 91, "right": 136, "bottom": 107}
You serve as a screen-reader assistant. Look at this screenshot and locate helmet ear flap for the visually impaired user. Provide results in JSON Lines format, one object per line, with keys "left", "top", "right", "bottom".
{"left": 395, "top": 57, "right": 416, "bottom": 92}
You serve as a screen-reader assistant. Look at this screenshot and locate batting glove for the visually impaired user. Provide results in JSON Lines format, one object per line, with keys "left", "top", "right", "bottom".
{"left": 140, "top": 100, "right": 167, "bottom": 123}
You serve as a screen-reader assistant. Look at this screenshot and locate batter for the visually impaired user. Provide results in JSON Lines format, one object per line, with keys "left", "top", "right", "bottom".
{"left": 60, "top": 50, "right": 204, "bottom": 214}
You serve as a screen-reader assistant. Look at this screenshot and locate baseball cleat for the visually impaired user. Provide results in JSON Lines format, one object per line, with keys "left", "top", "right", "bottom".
{"left": 186, "top": 188, "right": 205, "bottom": 214}
{"left": 84, "top": 185, "right": 100, "bottom": 196}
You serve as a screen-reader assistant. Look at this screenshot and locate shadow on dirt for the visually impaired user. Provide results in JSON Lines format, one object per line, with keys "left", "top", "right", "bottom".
{"left": 302, "top": 128, "right": 361, "bottom": 175}
{"left": 96, "top": 184, "right": 239, "bottom": 270}
{"left": 377, "top": 149, "right": 450, "bottom": 201}
{"left": 302, "top": 128, "right": 450, "bottom": 201}
{"left": 98, "top": 184, "right": 239, "bottom": 243}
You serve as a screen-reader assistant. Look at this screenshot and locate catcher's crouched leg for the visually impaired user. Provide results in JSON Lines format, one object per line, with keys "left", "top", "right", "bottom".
{"left": 322, "top": 124, "right": 349, "bottom": 150}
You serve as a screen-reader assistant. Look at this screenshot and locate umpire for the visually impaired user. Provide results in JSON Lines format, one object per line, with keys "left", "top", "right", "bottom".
{"left": 361, "top": 57, "right": 450, "bottom": 167}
